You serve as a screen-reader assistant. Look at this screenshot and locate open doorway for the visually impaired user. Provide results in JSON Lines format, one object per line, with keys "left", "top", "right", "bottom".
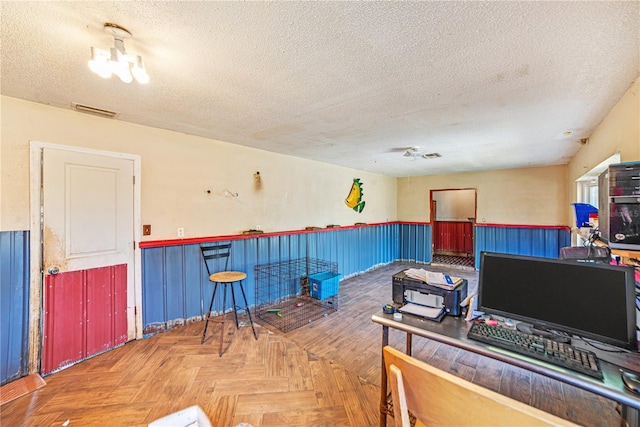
{"left": 573, "top": 152, "right": 620, "bottom": 246}
{"left": 430, "top": 189, "right": 477, "bottom": 268}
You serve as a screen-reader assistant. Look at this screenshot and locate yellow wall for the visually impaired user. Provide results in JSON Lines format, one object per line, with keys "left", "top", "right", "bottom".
{"left": 397, "top": 165, "right": 568, "bottom": 226}
{"left": 0, "top": 96, "right": 397, "bottom": 239}
{"left": 567, "top": 78, "right": 640, "bottom": 202}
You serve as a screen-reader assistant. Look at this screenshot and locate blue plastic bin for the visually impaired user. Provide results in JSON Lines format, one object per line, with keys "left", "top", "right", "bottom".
{"left": 308, "top": 271, "right": 341, "bottom": 300}
{"left": 571, "top": 203, "right": 598, "bottom": 228}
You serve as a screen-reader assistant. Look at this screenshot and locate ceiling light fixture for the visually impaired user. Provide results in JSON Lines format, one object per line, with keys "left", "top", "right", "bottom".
{"left": 88, "top": 23, "right": 149, "bottom": 84}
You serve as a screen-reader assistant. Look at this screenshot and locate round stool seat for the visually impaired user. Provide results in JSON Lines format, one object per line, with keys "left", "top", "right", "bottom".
{"left": 209, "top": 271, "right": 247, "bottom": 283}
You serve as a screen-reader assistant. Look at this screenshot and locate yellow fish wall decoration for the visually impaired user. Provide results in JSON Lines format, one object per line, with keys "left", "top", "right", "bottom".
{"left": 345, "top": 178, "right": 365, "bottom": 213}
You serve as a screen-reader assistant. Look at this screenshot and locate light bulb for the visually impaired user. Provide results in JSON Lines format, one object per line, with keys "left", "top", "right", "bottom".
{"left": 116, "top": 67, "right": 133, "bottom": 83}
{"left": 131, "top": 56, "right": 149, "bottom": 84}
{"left": 88, "top": 59, "right": 111, "bottom": 78}
{"left": 108, "top": 48, "right": 133, "bottom": 83}
{"left": 88, "top": 47, "right": 111, "bottom": 78}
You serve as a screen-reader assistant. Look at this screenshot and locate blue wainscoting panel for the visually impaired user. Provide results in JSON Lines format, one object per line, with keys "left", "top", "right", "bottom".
{"left": 327, "top": 231, "right": 340, "bottom": 266}
{"left": 257, "top": 236, "right": 278, "bottom": 266}
{"left": 145, "top": 225, "right": 408, "bottom": 333}
{"left": 398, "top": 223, "right": 431, "bottom": 264}
{"left": 141, "top": 247, "right": 167, "bottom": 333}
{"left": 360, "top": 227, "right": 377, "bottom": 272}
{"left": 475, "top": 225, "right": 571, "bottom": 269}
{"left": 0, "top": 230, "right": 30, "bottom": 385}
{"left": 339, "top": 228, "right": 359, "bottom": 275}
{"left": 184, "top": 244, "right": 205, "bottom": 320}
{"left": 362, "top": 224, "right": 398, "bottom": 273}
{"left": 383, "top": 223, "right": 400, "bottom": 265}
{"left": 164, "top": 246, "right": 186, "bottom": 324}
{"left": 239, "top": 238, "right": 259, "bottom": 306}
{"left": 276, "top": 234, "right": 291, "bottom": 264}
{"left": 140, "top": 223, "right": 571, "bottom": 334}
{"left": 304, "top": 231, "right": 318, "bottom": 263}
{"left": 140, "top": 224, "right": 406, "bottom": 333}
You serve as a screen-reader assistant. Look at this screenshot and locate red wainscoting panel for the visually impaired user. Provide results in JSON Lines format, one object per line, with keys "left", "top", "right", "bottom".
{"left": 42, "top": 270, "right": 85, "bottom": 375}
{"left": 434, "top": 221, "right": 473, "bottom": 253}
{"left": 113, "top": 264, "right": 129, "bottom": 345}
{"left": 86, "top": 267, "right": 112, "bottom": 356}
{"left": 42, "top": 264, "right": 127, "bottom": 375}
{"left": 86, "top": 266, "right": 128, "bottom": 356}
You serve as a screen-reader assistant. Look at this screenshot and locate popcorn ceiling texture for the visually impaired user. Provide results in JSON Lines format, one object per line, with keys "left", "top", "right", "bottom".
{"left": 1, "top": 1, "right": 638, "bottom": 177}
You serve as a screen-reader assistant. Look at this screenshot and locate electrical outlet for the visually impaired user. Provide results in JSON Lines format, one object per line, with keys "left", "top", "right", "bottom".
{"left": 177, "top": 227, "right": 184, "bottom": 237}
{"left": 143, "top": 224, "right": 151, "bottom": 235}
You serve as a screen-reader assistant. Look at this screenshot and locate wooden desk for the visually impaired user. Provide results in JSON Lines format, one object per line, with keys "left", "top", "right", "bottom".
{"left": 612, "top": 249, "right": 640, "bottom": 266}
{"left": 372, "top": 311, "right": 640, "bottom": 427}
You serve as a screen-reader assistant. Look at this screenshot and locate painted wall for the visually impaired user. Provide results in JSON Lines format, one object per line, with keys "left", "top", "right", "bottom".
{"left": 397, "top": 165, "right": 568, "bottom": 226}
{"left": 0, "top": 96, "right": 397, "bottom": 237}
{"left": 433, "top": 189, "right": 476, "bottom": 221}
{"left": 567, "top": 77, "right": 640, "bottom": 203}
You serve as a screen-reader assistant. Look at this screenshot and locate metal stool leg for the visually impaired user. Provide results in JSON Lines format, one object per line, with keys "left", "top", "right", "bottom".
{"left": 238, "top": 280, "right": 258, "bottom": 340}
{"left": 219, "top": 283, "right": 227, "bottom": 357}
{"left": 230, "top": 282, "right": 240, "bottom": 329}
{"left": 201, "top": 282, "right": 219, "bottom": 344}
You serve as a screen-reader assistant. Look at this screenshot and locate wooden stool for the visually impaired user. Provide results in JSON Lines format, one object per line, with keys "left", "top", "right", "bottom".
{"left": 200, "top": 244, "right": 258, "bottom": 356}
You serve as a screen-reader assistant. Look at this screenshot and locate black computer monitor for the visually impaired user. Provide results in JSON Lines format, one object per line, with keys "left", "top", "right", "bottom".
{"left": 477, "top": 251, "right": 638, "bottom": 351}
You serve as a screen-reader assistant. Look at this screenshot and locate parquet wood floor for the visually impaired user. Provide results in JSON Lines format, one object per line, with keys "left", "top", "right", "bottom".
{"left": 0, "top": 261, "right": 626, "bottom": 426}
{"left": 278, "top": 261, "right": 625, "bottom": 427}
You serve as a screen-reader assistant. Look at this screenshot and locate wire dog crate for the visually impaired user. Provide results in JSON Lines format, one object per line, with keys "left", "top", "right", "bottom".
{"left": 255, "top": 258, "right": 339, "bottom": 332}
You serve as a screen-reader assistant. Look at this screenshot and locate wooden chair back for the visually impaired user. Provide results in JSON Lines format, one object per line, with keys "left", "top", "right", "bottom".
{"left": 383, "top": 345, "right": 579, "bottom": 427}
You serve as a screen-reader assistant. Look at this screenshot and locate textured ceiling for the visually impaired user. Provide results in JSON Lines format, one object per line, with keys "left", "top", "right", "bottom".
{"left": 1, "top": 1, "right": 638, "bottom": 177}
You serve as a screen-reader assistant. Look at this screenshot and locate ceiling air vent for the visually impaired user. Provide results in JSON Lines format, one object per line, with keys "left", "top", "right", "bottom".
{"left": 71, "top": 102, "right": 119, "bottom": 119}
{"left": 402, "top": 147, "right": 442, "bottom": 159}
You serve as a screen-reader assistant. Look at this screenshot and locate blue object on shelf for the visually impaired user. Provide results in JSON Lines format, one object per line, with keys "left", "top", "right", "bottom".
{"left": 571, "top": 203, "right": 598, "bottom": 228}
{"left": 308, "top": 271, "right": 341, "bottom": 300}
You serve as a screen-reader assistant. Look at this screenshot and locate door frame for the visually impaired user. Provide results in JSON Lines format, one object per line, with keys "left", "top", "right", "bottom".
{"left": 28, "top": 141, "right": 143, "bottom": 373}
{"left": 429, "top": 188, "right": 477, "bottom": 256}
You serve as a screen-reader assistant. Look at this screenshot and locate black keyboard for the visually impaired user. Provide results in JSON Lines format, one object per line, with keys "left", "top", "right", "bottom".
{"left": 467, "top": 321, "right": 603, "bottom": 380}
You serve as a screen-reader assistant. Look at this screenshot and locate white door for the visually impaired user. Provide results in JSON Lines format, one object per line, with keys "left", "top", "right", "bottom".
{"left": 41, "top": 147, "right": 135, "bottom": 373}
